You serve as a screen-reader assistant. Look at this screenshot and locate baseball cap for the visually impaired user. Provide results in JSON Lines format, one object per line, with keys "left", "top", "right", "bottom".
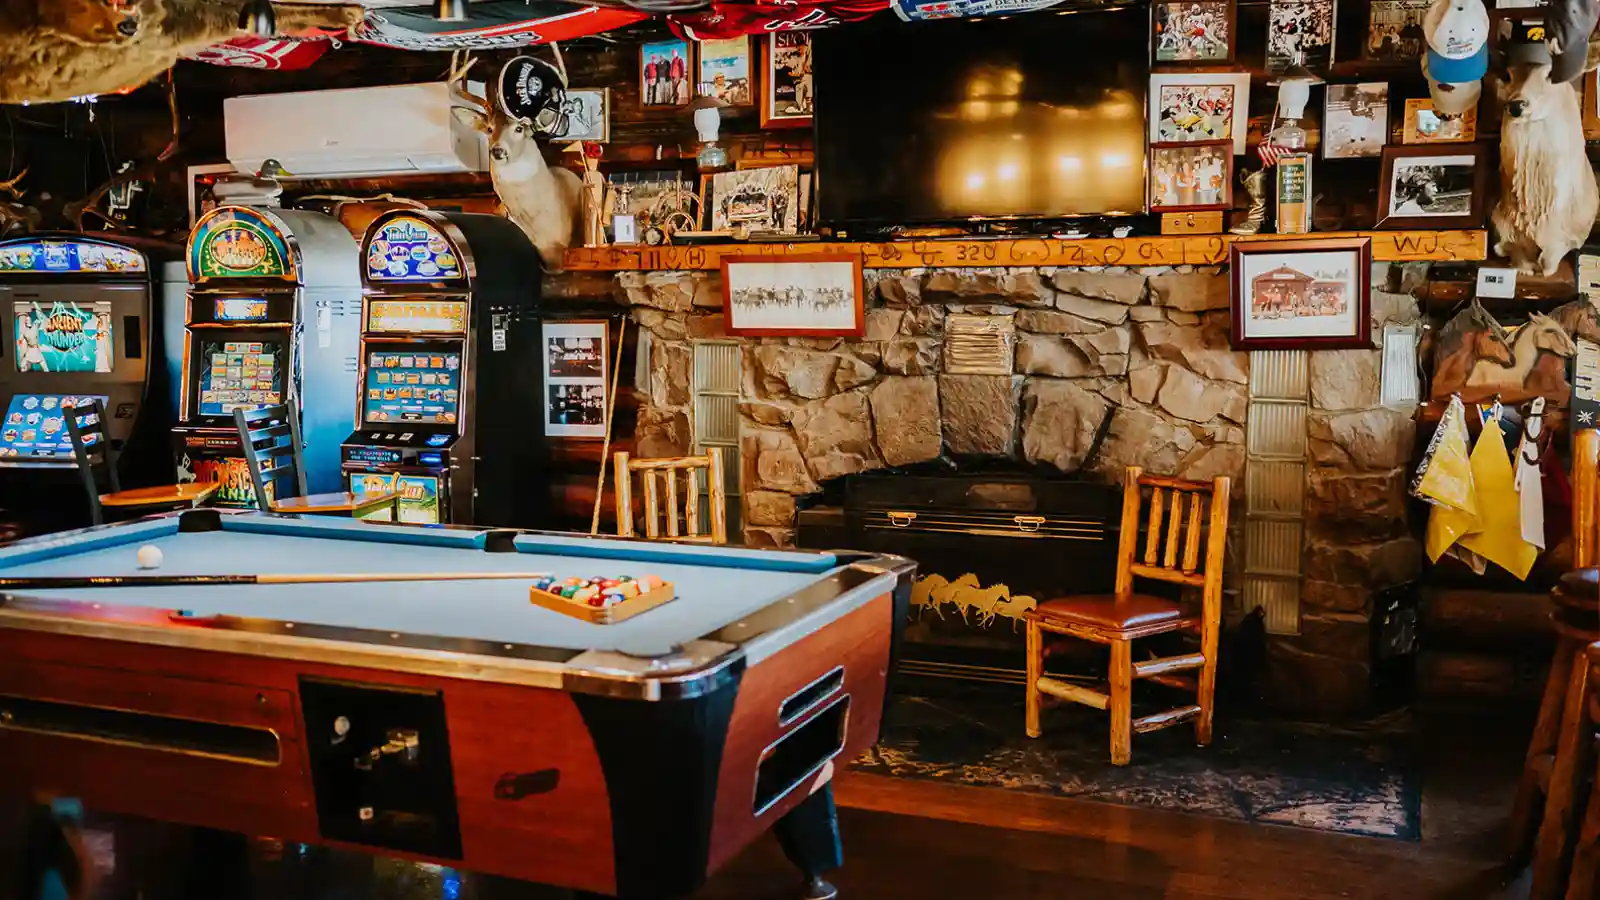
{"left": 1422, "top": 52, "right": 1485, "bottom": 114}
{"left": 1425, "top": 0, "right": 1490, "bottom": 58}
{"left": 1425, "top": 42, "right": 1489, "bottom": 83}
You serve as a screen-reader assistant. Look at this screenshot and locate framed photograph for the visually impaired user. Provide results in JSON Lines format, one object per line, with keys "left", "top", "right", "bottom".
{"left": 1266, "top": 0, "right": 1336, "bottom": 74}
{"left": 762, "top": 33, "right": 813, "bottom": 128}
{"left": 608, "top": 171, "right": 697, "bottom": 233}
{"left": 710, "top": 165, "right": 800, "bottom": 233}
{"left": 1149, "top": 142, "right": 1233, "bottom": 212}
{"left": 697, "top": 36, "right": 753, "bottom": 106}
{"left": 1323, "top": 82, "right": 1390, "bottom": 158}
{"left": 542, "top": 319, "right": 610, "bottom": 439}
{"left": 1230, "top": 237, "right": 1373, "bottom": 351}
{"left": 1152, "top": 0, "right": 1236, "bottom": 64}
{"left": 550, "top": 88, "right": 609, "bottom": 142}
{"left": 1364, "top": 0, "right": 1430, "bottom": 62}
{"left": 1149, "top": 72, "right": 1251, "bottom": 152}
{"left": 1402, "top": 98, "right": 1478, "bottom": 143}
{"left": 722, "top": 255, "right": 865, "bottom": 337}
{"left": 641, "top": 39, "right": 692, "bottom": 107}
{"left": 1377, "top": 144, "right": 1489, "bottom": 229}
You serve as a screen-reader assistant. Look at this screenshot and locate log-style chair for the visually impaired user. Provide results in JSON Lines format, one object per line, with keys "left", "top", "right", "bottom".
{"left": 1562, "top": 639, "right": 1600, "bottom": 899}
{"left": 233, "top": 404, "right": 399, "bottom": 518}
{"left": 64, "top": 398, "right": 217, "bottom": 525}
{"left": 1510, "top": 428, "right": 1600, "bottom": 897}
{"left": 613, "top": 447, "right": 727, "bottom": 544}
{"left": 1024, "top": 466, "right": 1230, "bottom": 766}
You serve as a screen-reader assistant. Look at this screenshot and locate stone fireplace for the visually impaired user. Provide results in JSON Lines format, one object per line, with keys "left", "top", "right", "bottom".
{"left": 547, "top": 261, "right": 1425, "bottom": 716}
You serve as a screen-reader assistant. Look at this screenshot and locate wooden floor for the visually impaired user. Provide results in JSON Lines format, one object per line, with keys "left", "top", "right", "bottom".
{"left": 0, "top": 707, "right": 1539, "bottom": 900}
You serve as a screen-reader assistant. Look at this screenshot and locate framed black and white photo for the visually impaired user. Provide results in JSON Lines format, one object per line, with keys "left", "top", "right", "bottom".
{"left": 542, "top": 319, "right": 609, "bottom": 439}
{"left": 1152, "top": 0, "right": 1236, "bottom": 64}
{"left": 1377, "top": 144, "right": 1489, "bottom": 229}
{"left": 1364, "top": 0, "right": 1430, "bottom": 62}
{"left": 550, "top": 88, "right": 609, "bottom": 142}
{"left": 1230, "top": 237, "right": 1373, "bottom": 350}
{"left": 1149, "top": 72, "right": 1251, "bottom": 153}
{"left": 1323, "top": 82, "right": 1390, "bottom": 158}
{"left": 721, "top": 255, "right": 864, "bottom": 337}
{"left": 1266, "top": 0, "right": 1336, "bottom": 74}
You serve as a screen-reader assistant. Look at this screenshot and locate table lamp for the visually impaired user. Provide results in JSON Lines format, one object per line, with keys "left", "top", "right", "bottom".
{"left": 691, "top": 95, "right": 729, "bottom": 171}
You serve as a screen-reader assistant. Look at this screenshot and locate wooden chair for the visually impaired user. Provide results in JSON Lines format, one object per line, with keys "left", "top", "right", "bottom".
{"left": 613, "top": 447, "right": 727, "bottom": 544}
{"left": 1024, "top": 466, "right": 1230, "bottom": 766}
{"left": 64, "top": 398, "right": 217, "bottom": 525}
{"left": 233, "top": 404, "right": 398, "bottom": 519}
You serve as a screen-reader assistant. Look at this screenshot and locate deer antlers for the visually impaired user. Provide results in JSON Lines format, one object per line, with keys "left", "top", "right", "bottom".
{"left": 448, "top": 51, "right": 491, "bottom": 117}
{"left": 0, "top": 168, "right": 27, "bottom": 201}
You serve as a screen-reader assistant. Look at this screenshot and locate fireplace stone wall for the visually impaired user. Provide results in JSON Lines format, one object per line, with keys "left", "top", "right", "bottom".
{"left": 546, "top": 261, "right": 1426, "bottom": 715}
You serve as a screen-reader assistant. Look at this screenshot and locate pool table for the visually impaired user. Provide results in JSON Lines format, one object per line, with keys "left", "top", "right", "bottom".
{"left": 0, "top": 510, "right": 915, "bottom": 899}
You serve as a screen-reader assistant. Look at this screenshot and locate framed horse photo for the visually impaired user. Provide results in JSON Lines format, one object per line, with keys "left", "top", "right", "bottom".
{"left": 1229, "top": 237, "right": 1373, "bottom": 350}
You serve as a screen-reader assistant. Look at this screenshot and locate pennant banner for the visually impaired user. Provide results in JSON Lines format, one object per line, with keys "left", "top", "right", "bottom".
{"left": 669, "top": 0, "right": 888, "bottom": 38}
{"left": 354, "top": 1, "right": 646, "bottom": 50}
{"left": 185, "top": 37, "right": 332, "bottom": 70}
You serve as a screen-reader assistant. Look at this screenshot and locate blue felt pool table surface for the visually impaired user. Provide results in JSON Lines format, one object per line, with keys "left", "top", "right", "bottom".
{"left": 0, "top": 516, "right": 844, "bottom": 659}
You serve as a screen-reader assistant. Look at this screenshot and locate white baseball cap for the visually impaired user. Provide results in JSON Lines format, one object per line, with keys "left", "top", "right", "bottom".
{"left": 1424, "top": 0, "right": 1490, "bottom": 59}
{"left": 1422, "top": 52, "right": 1485, "bottom": 115}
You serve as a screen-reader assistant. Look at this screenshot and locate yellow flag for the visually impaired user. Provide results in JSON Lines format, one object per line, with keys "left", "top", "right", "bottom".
{"left": 1458, "top": 421, "right": 1539, "bottom": 580}
{"left": 1420, "top": 398, "right": 1479, "bottom": 561}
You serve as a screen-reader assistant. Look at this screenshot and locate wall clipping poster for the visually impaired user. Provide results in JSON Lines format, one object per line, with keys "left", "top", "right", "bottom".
{"left": 1275, "top": 154, "right": 1313, "bottom": 234}
{"left": 542, "top": 319, "right": 610, "bottom": 439}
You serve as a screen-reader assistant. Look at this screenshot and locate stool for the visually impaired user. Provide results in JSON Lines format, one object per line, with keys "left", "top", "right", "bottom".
{"left": 1511, "top": 568, "right": 1600, "bottom": 900}
{"left": 1564, "top": 641, "right": 1600, "bottom": 899}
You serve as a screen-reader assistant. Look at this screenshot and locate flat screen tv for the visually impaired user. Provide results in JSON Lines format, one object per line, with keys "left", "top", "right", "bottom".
{"left": 813, "top": 8, "right": 1149, "bottom": 228}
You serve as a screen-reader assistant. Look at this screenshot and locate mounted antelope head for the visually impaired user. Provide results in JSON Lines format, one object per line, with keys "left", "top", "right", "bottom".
{"left": 1491, "top": 39, "right": 1600, "bottom": 276}
{"left": 449, "top": 51, "right": 581, "bottom": 272}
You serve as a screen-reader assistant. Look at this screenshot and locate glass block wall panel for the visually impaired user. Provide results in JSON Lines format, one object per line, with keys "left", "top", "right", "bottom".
{"left": 692, "top": 341, "right": 742, "bottom": 534}
{"left": 1243, "top": 349, "right": 1309, "bottom": 635}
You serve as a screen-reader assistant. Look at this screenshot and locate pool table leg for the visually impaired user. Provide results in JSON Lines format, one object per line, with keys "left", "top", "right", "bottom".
{"left": 773, "top": 784, "right": 843, "bottom": 900}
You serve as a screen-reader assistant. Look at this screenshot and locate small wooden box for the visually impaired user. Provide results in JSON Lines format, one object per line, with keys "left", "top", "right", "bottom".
{"left": 1161, "top": 211, "right": 1224, "bottom": 235}
{"left": 528, "top": 582, "right": 676, "bottom": 625}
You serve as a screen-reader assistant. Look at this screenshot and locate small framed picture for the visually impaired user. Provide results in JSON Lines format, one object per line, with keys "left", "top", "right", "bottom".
{"left": 1152, "top": 0, "right": 1236, "bottom": 64}
{"left": 641, "top": 39, "right": 692, "bottom": 107}
{"left": 722, "top": 255, "right": 865, "bottom": 337}
{"left": 1323, "top": 82, "right": 1390, "bottom": 158}
{"left": 542, "top": 319, "right": 610, "bottom": 439}
{"left": 1149, "top": 72, "right": 1251, "bottom": 152}
{"left": 697, "top": 36, "right": 753, "bottom": 107}
{"left": 1377, "top": 144, "right": 1490, "bottom": 229}
{"left": 1230, "top": 237, "right": 1373, "bottom": 351}
{"left": 1402, "top": 98, "right": 1478, "bottom": 143}
{"left": 1266, "top": 0, "right": 1336, "bottom": 74}
{"left": 1364, "top": 0, "right": 1431, "bottom": 62}
{"left": 762, "top": 33, "right": 813, "bottom": 128}
{"left": 1149, "top": 141, "right": 1233, "bottom": 212}
{"left": 710, "top": 165, "right": 801, "bottom": 233}
{"left": 550, "top": 88, "right": 609, "bottom": 143}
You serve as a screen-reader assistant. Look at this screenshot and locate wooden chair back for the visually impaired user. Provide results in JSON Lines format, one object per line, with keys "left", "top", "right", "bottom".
{"left": 614, "top": 447, "right": 727, "bottom": 544}
{"left": 1114, "top": 467, "right": 1231, "bottom": 639}
{"left": 233, "top": 404, "right": 308, "bottom": 511}
{"left": 63, "top": 398, "right": 116, "bottom": 525}
{"left": 1575, "top": 429, "right": 1600, "bottom": 568}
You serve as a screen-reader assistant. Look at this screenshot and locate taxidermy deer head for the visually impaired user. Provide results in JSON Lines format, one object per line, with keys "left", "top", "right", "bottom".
{"left": 448, "top": 51, "right": 582, "bottom": 272}
{"left": 34, "top": 0, "right": 143, "bottom": 43}
{"left": 1491, "top": 39, "right": 1600, "bottom": 276}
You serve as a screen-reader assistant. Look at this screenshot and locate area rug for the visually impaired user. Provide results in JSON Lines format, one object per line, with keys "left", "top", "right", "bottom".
{"left": 851, "top": 688, "right": 1423, "bottom": 841}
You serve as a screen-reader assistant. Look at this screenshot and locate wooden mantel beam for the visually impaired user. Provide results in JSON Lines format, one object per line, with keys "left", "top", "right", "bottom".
{"left": 562, "top": 229, "right": 1488, "bottom": 272}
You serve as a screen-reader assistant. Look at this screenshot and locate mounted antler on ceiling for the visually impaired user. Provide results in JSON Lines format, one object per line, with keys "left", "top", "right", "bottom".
{"left": 64, "top": 70, "right": 180, "bottom": 233}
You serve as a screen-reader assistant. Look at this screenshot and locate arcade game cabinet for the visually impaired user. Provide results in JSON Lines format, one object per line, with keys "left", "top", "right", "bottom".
{"left": 0, "top": 235, "right": 176, "bottom": 534}
{"left": 341, "top": 209, "right": 547, "bottom": 526}
{"left": 173, "top": 206, "right": 361, "bottom": 507}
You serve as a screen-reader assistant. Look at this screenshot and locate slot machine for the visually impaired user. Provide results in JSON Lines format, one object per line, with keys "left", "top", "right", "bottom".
{"left": 0, "top": 235, "right": 178, "bottom": 532}
{"left": 341, "top": 210, "right": 547, "bottom": 526}
{"left": 173, "top": 206, "right": 361, "bottom": 507}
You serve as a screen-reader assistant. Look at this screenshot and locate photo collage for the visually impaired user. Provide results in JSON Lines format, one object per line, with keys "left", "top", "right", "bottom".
{"left": 197, "top": 341, "right": 283, "bottom": 417}
{"left": 364, "top": 350, "right": 461, "bottom": 425}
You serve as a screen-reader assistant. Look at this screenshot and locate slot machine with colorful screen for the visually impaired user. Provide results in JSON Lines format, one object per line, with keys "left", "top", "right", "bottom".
{"left": 174, "top": 206, "right": 360, "bottom": 507}
{"left": 342, "top": 210, "right": 547, "bottom": 526}
{"left": 0, "top": 235, "right": 180, "bottom": 532}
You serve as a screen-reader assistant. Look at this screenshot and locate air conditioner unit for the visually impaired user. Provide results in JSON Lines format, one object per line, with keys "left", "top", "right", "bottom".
{"left": 225, "top": 81, "right": 490, "bottom": 180}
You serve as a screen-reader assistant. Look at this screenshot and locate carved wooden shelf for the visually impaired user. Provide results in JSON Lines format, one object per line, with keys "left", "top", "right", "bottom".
{"left": 562, "top": 230, "right": 1489, "bottom": 272}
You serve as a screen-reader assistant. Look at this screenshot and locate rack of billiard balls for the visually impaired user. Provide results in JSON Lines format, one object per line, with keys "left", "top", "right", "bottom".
{"left": 527, "top": 573, "right": 676, "bottom": 624}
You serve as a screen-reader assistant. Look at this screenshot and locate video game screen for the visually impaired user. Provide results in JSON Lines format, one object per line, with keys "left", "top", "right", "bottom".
{"left": 13, "top": 301, "right": 114, "bottom": 374}
{"left": 0, "top": 393, "right": 108, "bottom": 461}
{"left": 362, "top": 348, "right": 460, "bottom": 425}
{"left": 196, "top": 338, "right": 285, "bottom": 418}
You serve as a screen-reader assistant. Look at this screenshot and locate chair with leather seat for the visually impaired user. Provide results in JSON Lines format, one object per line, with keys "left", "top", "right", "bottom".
{"left": 64, "top": 398, "right": 217, "bottom": 525}
{"left": 233, "top": 404, "right": 398, "bottom": 518}
{"left": 1024, "top": 466, "right": 1230, "bottom": 766}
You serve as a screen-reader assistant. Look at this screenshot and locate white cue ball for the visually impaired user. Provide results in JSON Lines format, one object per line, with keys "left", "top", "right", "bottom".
{"left": 136, "top": 545, "right": 163, "bottom": 570}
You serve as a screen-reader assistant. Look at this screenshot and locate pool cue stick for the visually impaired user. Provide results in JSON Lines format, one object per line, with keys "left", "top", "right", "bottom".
{"left": 591, "top": 315, "right": 630, "bottom": 536}
{"left": 0, "top": 571, "right": 554, "bottom": 590}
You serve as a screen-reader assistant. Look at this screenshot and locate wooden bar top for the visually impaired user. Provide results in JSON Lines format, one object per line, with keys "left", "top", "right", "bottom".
{"left": 563, "top": 230, "right": 1488, "bottom": 272}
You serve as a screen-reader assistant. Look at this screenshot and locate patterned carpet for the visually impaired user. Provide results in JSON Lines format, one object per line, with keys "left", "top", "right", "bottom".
{"left": 853, "top": 688, "right": 1423, "bottom": 841}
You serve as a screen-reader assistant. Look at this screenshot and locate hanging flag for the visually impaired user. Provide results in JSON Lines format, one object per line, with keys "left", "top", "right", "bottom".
{"left": 185, "top": 37, "right": 333, "bottom": 70}
{"left": 669, "top": 0, "right": 888, "bottom": 39}
{"left": 1255, "top": 141, "right": 1295, "bottom": 168}
{"left": 890, "top": 0, "right": 1062, "bottom": 21}
{"left": 355, "top": 1, "right": 646, "bottom": 50}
